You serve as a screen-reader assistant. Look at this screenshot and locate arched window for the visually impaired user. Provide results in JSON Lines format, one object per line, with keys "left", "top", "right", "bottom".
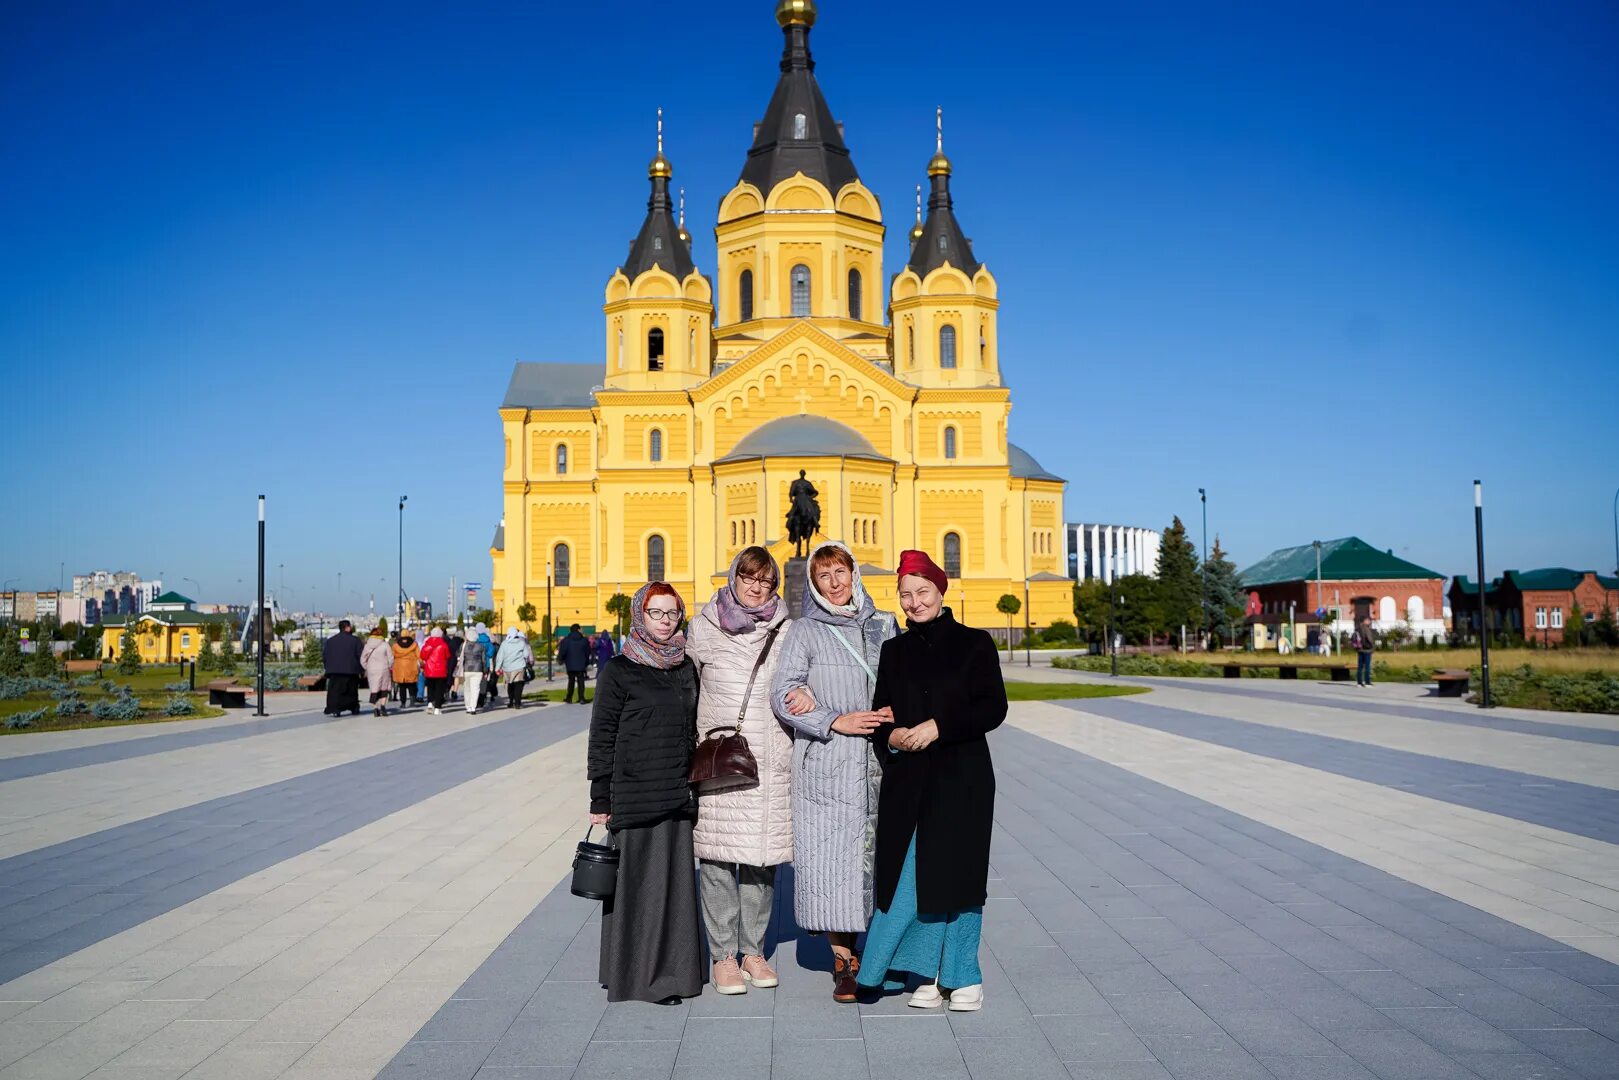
{"left": 1407, "top": 596, "right": 1424, "bottom": 622}
{"left": 647, "top": 535, "right": 666, "bottom": 581}
{"left": 616, "top": 328, "right": 623, "bottom": 367}
{"left": 943, "top": 426, "right": 957, "bottom": 459}
{"left": 907, "top": 323, "right": 915, "bottom": 364}
{"left": 749, "top": 520, "right": 756, "bottom": 543}
{"left": 847, "top": 268, "right": 863, "bottom": 321}
{"left": 791, "top": 264, "right": 811, "bottom": 316}
{"left": 939, "top": 325, "right": 957, "bottom": 369}
{"left": 730, "top": 521, "right": 737, "bottom": 545}
{"left": 555, "top": 443, "right": 568, "bottom": 475}
{"left": 647, "top": 327, "right": 665, "bottom": 371}
{"left": 739, "top": 269, "right": 754, "bottom": 321}
{"left": 649, "top": 428, "right": 663, "bottom": 462}
{"left": 554, "top": 544, "right": 570, "bottom": 587}
{"left": 793, "top": 113, "right": 807, "bottom": 139}
{"left": 1379, "top": 596, "right": 1396, "bottom": 623}
{"left": 943, "top": 532, "right": 962, "bottom": 578}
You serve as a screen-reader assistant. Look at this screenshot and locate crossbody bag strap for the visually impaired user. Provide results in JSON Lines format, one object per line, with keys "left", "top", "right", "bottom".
{"left": 828, "top": 624, "right": 876, "bottom": 687}
{"left": 736, "top": 626, "right": 782, "bottom": 727}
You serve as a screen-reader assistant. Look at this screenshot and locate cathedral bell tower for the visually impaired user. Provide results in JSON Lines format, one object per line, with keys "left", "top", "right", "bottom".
{"left": 888, "top": 111, "right": 1000, "bottom": 388}
{"left": 603, "top": 110, "right": 714, "bottom": 391}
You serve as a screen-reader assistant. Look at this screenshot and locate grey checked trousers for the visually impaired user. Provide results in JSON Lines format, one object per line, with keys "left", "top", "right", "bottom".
{"left": 698, "top": 860, "right": 777, "bottom": 960}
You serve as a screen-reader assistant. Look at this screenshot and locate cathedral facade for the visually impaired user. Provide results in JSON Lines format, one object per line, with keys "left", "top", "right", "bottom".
{"left": 491, "top": 0, "right": 1069, "bottom": 630}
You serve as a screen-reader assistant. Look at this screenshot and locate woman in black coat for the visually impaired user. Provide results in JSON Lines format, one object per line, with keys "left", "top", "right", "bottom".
{"left": 857, "top": 550, "right": 1007, "bottom": 1011}
{"left": 587, "top": 581, "right": 703, "bottom": 1004}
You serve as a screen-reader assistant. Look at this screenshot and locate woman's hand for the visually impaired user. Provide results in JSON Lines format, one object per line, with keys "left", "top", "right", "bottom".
{"left": 892, "top": 719, "right": 939, "bottom": 751}
{"left": 589, "top": 812, "right": 610, "bottom": 825}
{"left": 830, "top": 711, "right": 882, "bottom": 736}
{"left": 785, "top": 686, "right": 816, "bottom": 716}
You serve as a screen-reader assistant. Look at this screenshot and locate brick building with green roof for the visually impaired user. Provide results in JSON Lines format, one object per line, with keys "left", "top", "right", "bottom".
{"left": 1239, "top": 537, "right": 1447, "bottom": 645}
{"left": 1449, "top": 568, "right": 1619, "bottom": 645}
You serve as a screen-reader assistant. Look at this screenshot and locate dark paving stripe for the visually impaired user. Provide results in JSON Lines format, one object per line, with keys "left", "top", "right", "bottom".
{"left": 1056, "top": 693, "right": 1619, "bottom": 845}
{"left": 1130, "top": 675, "right": 1619, "bottom": 746}
{"left": 0, "top": 707, "right": 334, "bottom": 782}
{"left": 0, "top": 705, "right": 590, "bottom": 984}
{"left": 382, "top": 723, "right": 1619, "bottom": 1080}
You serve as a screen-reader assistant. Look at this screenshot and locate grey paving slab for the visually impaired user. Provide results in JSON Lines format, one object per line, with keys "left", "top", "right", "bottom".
{"left": 0, "top": 708, "right": 334, "bottom": 783}
{"left": 0, "top": 707, "right": 587, "bottom": 984}
{"left": 1054, "top": 695, "right": 1619, "bottom": 844}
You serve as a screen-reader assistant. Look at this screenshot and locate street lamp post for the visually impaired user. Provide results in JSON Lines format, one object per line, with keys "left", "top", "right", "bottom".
{"left": 546, "top": 561, "right": 554, "bottom": 681}
{"left": 398, "top": 496, "right": 408, "bottom": 629}
{"left": 1612, "top": 487, "right": 1618, "bottom": 577}
{"left": 1313, "top": 541, "right": 1323, "bottom": 654}
{"left": 1023, "top": 577, "right": 1031, "bottom": 667}
{"left": 1198, "top": 488, "right": 1208, "bottom": 648}
{"left": 1474, "top": 481, "right": 1491, "bottom": 709}
{"left": 256, "top": 496, "right": 267, "bottom": 716}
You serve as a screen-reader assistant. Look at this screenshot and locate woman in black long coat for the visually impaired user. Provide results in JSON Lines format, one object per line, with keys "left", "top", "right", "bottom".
{"left": 587, "top": 581, "right": 704, "bottom": 1004}
{"left": 857, "top": 549, "right": 1007, "bottom": 1011}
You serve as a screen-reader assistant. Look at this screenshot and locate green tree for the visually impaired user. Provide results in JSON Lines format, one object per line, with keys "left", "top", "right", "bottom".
{"left": 1072, "top": 580, "right": 1110, "bottom": 647}
{"left": 540, "top": 615, "right": 553, "bottom": 663}
{"left": 376, "top": 616, "right": 388, "bottom": 636}
{"left": 272, "top": 618, "right": 298, "bottom": 659}
{"left": 472, "top": 607, "right": 498, "bottom": 630}
{"left": 71, "top": 625, "right": 100, "bottom": 660}
{"left": 1564, "top": 602, "right": 1585, "bottom": 647}
{"left": 116, "top": 623, "right": 143, "bottom": 675}
{"left": 1202, "top": 536, "right": 1244, "bottom": 647}
{"left": 301, "top": 631, "right": 323, "bottom": 670}
{"left": 29, "top": 635, "right": 59, "bottom": 677}
{"left": 605, "top": 593, "right": 632, "bottom": 637}
{"left": 1155, "top": 516, "right": 1201, "bottom": 634}
{"left": 196, "top": 636, "right": 221, "bottom": 672}
{"left": 1592, "top": 605, "right": 1618, "bottom": 647}
{"left": 1115, "top": 574, "right": 1163, "bottom": 645}
{"left": 0, "top": 627, "right": 23, "bottom": 677}
{"left": 516, "top": 603, "right": 537, "bottom": 632}
{"left": 995, "top": 594, "right": 1022, "bottom": 661}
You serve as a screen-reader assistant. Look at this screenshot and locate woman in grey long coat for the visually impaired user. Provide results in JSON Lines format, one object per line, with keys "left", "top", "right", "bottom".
{"left": 770, "top": 540, "right": 897, "bottom": 1002}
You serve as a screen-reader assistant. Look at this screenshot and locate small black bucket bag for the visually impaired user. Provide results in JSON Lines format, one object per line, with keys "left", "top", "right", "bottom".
{"left": 570, "top": 825, "right": 619, "bottom": 900}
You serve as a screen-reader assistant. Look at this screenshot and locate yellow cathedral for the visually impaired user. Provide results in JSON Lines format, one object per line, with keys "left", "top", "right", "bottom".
{"left": 491, "top": 0, "right": 1069, "bottom": 631}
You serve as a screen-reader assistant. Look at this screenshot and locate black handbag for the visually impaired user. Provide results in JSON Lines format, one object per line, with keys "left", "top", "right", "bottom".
{"left": 571, "top": 825, "right": 619, "bottom": 900}
{"left": 688, "top": 627, "right": 779, "bottom": 794}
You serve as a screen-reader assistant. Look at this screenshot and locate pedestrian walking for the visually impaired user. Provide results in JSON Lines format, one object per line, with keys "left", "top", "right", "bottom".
{"left": 494, "top": 627, "right": 536, "bottom": 709}
{"left": 588, "top": 582, "right": 704, "bottom": 1004}
{"left": 322, "top": 620, "right": 364, "bottom": 717}
{"left": 447, "top": 631, "right": 464, "bottom": 701}
{"left": 1353, "top": 617, "right": 1376, "bottom": 686}
{"left": 420, "top": 628, "right": 452, "bottom": 714}
{"left": 391, "top": 630, "right": 421, "bottom": 710}
{"left": 768, "top": 540, "right": 897, "bottom": 1002}
{"left": 475, "top": 623, "right": 495, "bottom": 709}
{"left": 857, "top": 550, "right": 1007, "bottom": 1012}
{"left": 595, "top": 628, "right": 616, "bottom": 671}
{"left": 360, "top": 626, "right": 394, "bottom": 717}
{"left": 688, "top": 546, "right": 795, "bottom": 996}
{"left": 559, "top": 623, "right": 592, "bottom": 703}
{"left": 458, "top": 628, "right": 488, "bottom": 714}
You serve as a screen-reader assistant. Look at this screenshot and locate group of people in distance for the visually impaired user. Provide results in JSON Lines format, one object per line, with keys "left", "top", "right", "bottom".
{"left": 321, "top": 619, "right": 582, "bottom": 716}
{"left": 588, "top": 540, "right": 1008, "bottom": 1009}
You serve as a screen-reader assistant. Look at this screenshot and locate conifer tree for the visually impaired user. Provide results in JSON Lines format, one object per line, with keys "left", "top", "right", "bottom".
{"left": 0, "top": 627, "right": 23, "bottom": 678}
{"left": 1202, "top": 536, "right": 1245, "bottom": 646}
{"left": 1155, "top": 516, "right": 1202, "bottom": 633}
{"left": 116, "top": 624, "right": 143, "bottom": 675}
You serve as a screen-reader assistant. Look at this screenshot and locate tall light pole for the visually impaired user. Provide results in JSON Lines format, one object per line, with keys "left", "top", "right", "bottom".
{"left": 1109, "top": 575, "right": 1118, "bottom": 677}
{"left": 398, "top": 495, "right": 408, "bottom": 628}
{"left": 1023, "top": 577, "right": 1031, "bottom": 667}
{"left": 546, "top": 560, "right": 554, "bottom": 681}
{"left": 256, "top": 496, "right": 267, "bottom": 716}
{"left": 1198, "top": 488, "right": 1208, "bottom": 648}
{"left": 1611, "top": 487, "right": 1618, "bottom": 577}
{"left": 1474, "top": 481, "right": 1491, "bottom": 709}
{"left": 1313, "top": 541, "right": 1323, "bottom": 654}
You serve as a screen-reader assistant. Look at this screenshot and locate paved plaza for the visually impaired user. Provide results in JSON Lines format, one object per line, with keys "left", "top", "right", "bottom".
{"left": 0, "top": 669, "right": 1616, "bottom": 1079}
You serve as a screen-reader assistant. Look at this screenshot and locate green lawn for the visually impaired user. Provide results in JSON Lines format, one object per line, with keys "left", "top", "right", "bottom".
{"left": 1003, "top": 680, "right": 1148, "bottom": 701}
{"left": 0, "top": 664, "right": 230, "bottom": 734}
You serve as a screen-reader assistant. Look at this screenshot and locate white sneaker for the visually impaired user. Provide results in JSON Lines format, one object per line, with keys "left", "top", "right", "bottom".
{"left": 908, "top": 981, "right": 943, "bottom": 1009}
{"left": 946, "top": 984, "right": 983, "bottom": 1011}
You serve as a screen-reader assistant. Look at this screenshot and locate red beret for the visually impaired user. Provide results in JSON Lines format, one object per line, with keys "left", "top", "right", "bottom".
{"left": 897, "top": 549, "right": 948, "bottom": 595}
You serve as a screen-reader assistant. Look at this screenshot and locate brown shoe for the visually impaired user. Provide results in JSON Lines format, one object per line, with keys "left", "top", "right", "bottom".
{"left": 741, "top": 954, "right": 778, "bottom": 988}
{"left": 713, "top": 956, "right": 746, "bottom": 996}
{"left": 832, "top": 953, "right": 860, "bottom": 1003}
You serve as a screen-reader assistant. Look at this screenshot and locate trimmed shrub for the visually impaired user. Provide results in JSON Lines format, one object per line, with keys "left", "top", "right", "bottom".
{"left": 6, "top": 708, "right": 47, "bottom": 730}
{"left": 91, "top": 696, "right": 142, "bottom": 722}
{"left": 54, "top": 695, "right": 88, "bottom": 717}
{"left": 163, "top": 695, "right": 196, "bottom": 717}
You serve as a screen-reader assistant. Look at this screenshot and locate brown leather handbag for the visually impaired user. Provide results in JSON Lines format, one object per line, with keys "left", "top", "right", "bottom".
{"left": 689, "top": 627, "right": 780, "bottom": 794}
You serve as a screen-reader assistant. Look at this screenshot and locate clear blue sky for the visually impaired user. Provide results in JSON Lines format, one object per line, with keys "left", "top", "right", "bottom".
{"left": 3, "top": 0, "right": 1616, "bottom": 614}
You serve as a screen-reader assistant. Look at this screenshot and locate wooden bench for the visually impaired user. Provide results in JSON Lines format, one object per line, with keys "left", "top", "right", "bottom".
{"left": 64, "top": 660, "right": 101, "bottom": 675}
{"left": 1433, "top": 669, "right": 1471, "bottom": 698}
{"left": 297, "top": 675, "right": 323, "bottom": 691}
{"left": 205, "top": 679, "right": 252, "bottom": 708}
{"left": 1223, "top": 663, "right": 1354, "bottom": 682}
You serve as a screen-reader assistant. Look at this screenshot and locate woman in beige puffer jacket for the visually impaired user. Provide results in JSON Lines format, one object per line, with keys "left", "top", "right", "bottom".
{"left": 688, "top": 546, "right": 795, "bottom": 995}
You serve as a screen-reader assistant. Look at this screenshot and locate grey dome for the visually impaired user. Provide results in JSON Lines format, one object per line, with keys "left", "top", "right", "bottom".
{"left": 1008, "top": 442, "right": 1064, "bottom": 482}
{"left": 718, "top": 415, "right": 889, "bottom": 462}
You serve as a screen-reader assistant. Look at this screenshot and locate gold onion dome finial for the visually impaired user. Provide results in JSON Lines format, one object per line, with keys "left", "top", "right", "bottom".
{"left": 928, "top": 106, "right": 951, "bottom": 176}
{"left": 776, "top": 0, "right": 816, "bottom": 27}
{"left": 909, "top": 184, "right": 924, "bottom": 242}
{"left": 649, "top": 107, "right": 672, "bottom": 178}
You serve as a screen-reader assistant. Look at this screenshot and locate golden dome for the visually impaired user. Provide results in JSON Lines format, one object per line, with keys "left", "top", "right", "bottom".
{"left": 648, "top": 151, "right": 673, "bottom": 179}
{"left": 677, "top": 224, "right": 692, "bottom": 244}
{"left": 909, "top": 221, "right": 924, "bottom": 243}
{"left": 927, "top": 150, "right": 952, "bottom": 177}
{"left": 776, "top": 0, "right": 817, "bottom": 28}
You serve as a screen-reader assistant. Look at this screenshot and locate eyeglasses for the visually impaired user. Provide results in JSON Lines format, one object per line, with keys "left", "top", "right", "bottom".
{"left": 644, "top": 608, "right": 682, "bottom": 622}
{"left": 738, "top": 574, "right": 777, "bottom": 590}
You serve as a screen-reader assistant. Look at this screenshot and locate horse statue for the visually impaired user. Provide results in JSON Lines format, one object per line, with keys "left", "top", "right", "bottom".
{"left": 785, "top": 470, "right": 821, "bottom": 558}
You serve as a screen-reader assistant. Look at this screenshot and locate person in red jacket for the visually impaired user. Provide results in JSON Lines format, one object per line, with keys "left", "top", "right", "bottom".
{"left": 420, "top": 628, "right": 452, "bottom": 715}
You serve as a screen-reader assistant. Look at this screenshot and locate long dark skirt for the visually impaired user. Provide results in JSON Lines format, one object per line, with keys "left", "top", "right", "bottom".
{"left": 599, "top": 815, "right": 703, "bottom": 1003}
{"left": 324, "top": 674, "right": 359, "bottom": 715}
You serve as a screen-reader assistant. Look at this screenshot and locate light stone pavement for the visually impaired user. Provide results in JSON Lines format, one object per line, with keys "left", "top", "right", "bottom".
{"left": 0, "top": 667, "right": 1615, "bottom": 1079}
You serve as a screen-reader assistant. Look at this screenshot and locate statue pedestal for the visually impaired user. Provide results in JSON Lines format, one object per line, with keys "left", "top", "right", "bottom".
{"left": 784, "top": 557, "right": 808, "bottom": 621}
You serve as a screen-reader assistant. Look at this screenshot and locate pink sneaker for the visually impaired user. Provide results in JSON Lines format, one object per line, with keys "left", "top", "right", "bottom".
{"left": 712, "top": 957, "right": 746, "bottom": 995}
{"left": 741, "top": 955, "right": 778, "bottom": 988}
